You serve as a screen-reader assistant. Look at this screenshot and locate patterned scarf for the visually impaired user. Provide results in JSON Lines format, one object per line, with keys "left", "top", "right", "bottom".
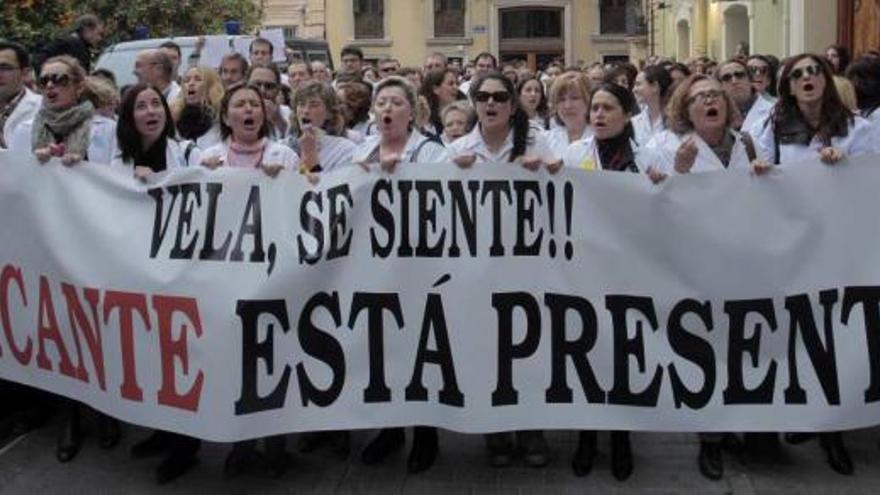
{"left": 31, "top": 100, "right": 94, "bottom": 157}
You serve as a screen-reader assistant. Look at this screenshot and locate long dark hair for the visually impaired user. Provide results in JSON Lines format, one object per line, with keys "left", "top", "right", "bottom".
{"left": 773, "top": 53, "right": 853, "bottom": 143}
{"left": 218, "top": 84, "right": 272, "bottom": 141}
{"left": 516, "top": 75, "right": 549, "bottom": 127}
{"left": 846, "top": 56, "right": 880, "bottom": 118}
{"left": 748, "top": 54, "right": 778, "bottom": 97}
{"left": 826, "top": 44, "right": 850, "bottom": 75}
{"left": 470, "top": 71, "right": 531, "bottom": 162}
{"left": 641, "top": 65, "right": 673, "bottom": 107}
{"left": 591, "top": 83, "right": 638, "bottom": 143}
{"left": 420, "top": 68, "right": 458, "bottom": 136}
{"left": 117, "top": 84, "right": 176, "bottom": 164}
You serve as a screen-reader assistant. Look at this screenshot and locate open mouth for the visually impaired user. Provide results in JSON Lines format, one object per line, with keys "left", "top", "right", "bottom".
{"left": 243, "top": 117, "right": 256, "bottom": 128}
{"left": 485, "top": 109, "right": 498, "bottom": 117}
{"left": 301, "top": 117, "right": 311, "bottom": 125}
{"left": 706, "top": 108, "right": 719, "bottom": 118}
{"left": 382, "top": 116, "right": 393, "bottom": 125}
{"left": 803, "top": 83, "right": 815, "bottom": 92}
{"left": 144, "top": 118, "right": 161, "bottom": 131}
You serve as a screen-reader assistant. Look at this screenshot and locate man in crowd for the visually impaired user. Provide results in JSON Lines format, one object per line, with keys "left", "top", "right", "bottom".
{"left": 288, "top": 61, "right": 313, "bottom": 91}
{"left": 423, "top": 52, "right": 447, "bottom": 74}
{"left": 716, "top": 59, "right": 774, "bottom": 134}
{"left": 158, "top": 41, "right": 182, "bottom": 83}
{"left": 377, "top": 58, "right": 400, "bottom": 80}
{"left": 340, "top": 46, "right": 365, "bottom": 77}
{"left": 134, "top": 50, "right": 180, "bottom": 102}
{"left": 219, "top": 53, "right": 249, "bottom": 89}
{"left": 311, "top": 60, "right": 332, "bottom": 84}
{"left": 34, "top": 14, "right": 104, "bottom": 72}
{"left": 459, "top": 52, "right": 497, "bottom": 95}
{"left": 249, "top": 38, "right": 274, "bottom": 66}
{"left": 0, "top": 41, "right": 41, "bottom": 151}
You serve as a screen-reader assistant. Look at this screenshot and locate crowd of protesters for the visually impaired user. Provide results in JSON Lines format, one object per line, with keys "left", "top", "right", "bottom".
{"left": 3, "top": 12, "right": 880, "bottom": 486}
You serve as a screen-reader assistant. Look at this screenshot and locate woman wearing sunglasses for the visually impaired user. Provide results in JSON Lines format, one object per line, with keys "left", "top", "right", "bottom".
{"left": 349, "top": 76, "right": 449, "bottom": 475}
{"left": 632, "top": 65, "right": 673, "bottom": 147}
{"left": 747, "top": 55, "right": 778, "bottom": 99}
{"left": 30, "top": 56, "right": 95, "bottom": 166}
{"left": 715, "top": 59, "right": 775, "bottom": 137}
{"left": 449, "top": 71, "right": 558, "bottom": 469}
{"left": 200, "top": 83, "right": 299, "bottom": 176}
{"left": 755, "top": 54, "right": 879, "bottom": 168}
{"left": 544, "top": 72, "right": 593, "bottom": 157}
{"left": 171, "top": 66, "right": 224, "bottom": 150}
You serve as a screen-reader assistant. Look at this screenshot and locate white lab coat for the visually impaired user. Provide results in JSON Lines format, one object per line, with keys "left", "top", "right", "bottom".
{"left": 9, "top": 114, "right": 117, "bottom": 165}
{"left": 543, "top": 125, "right": 592, "bottom": 159}
{"left": 352, "top": 131, "right": 450, "bottom": 164}
{"left": 755, "top": 114, "right": 880, "bottom": 164}
{"left": 645, "top": 128, "right": 754, "bottom": 174}
{"left": 111, "top": 138, "right": 201, "bottom": 169}
{"left": 200, "top": 139, "right": 299, "bottom": 169}
{"left": 448, "top": 125, "right": 558, "bottom": 164}
{"left": 741, "top": 94, "right": 775, "bottom": 139}
{"left": 1, "top": 89, "right": 41, "bottom": 151}
{"left": 632, "top": 109, "right": 666, "bottom": 148}
{"left": 563, "top": 135, "right": 653, "bottom": 172}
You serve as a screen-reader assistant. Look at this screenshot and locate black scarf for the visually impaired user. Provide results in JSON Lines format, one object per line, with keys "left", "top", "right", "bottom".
{"left": 133, "top": 137, "right": 168, "bottom": 172}
{"left": 176, "top": 105, "right": 214, "bottom": 141}
{"left": 596, "top": 133, "right": 638, "bottom": 173}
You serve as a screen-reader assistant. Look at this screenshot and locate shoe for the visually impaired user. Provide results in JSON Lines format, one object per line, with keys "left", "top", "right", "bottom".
{"left": 407, "top": 427, "right": 438, "bottom": 474}
{"left": 361, "top": 428, "right": 405, "bottom": 465}
{"left": 610, "top": 431, "right": 633, "bottom": 481}
{"left": 224, "top": 441, "right": 262, "bottom": 478}
{"left": 821, "top": 433, "right": 853, "bottom": 475}
{"left": 156, "top": 449, "right": 199, "bottom": 485}
{"left": 517, "top": 430, "right": 548, "bottom": 468}
{"left": 485, "top": 432, "right": 514, "bottom": 468}
{"left": 131, "top": 431, "right": 172, "bottom": 459}
{"left": 784, "top": 432, "right": 815, "bottom": 445}
{"left": 698, "top": 441, "right": 723, "bottom": 480}
{"left": 55, "top": 412, "right": 81, "bottom": 463}
{"left": 571, "top": 431, "right": 597, "bottom": 477}
{"left": 97, "top": 414, "right": 121, "bottom": 450}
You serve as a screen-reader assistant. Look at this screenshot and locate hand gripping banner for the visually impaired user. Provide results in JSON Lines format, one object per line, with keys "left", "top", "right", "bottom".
{"left": 2, "top": 151, "right": 880, "bottom": 441}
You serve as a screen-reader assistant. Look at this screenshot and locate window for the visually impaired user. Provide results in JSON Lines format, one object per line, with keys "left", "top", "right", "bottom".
{"left": 600, "top": 0, "right": 627, "bottom": 34}
{"left": 434, "top": 0, "right": 465, "bottom": 38}
{"left": 500, "top": 8, "right": 562, "bottom": 39}
{"left": 353, "top": 0, "right": 384, "bottom": 39}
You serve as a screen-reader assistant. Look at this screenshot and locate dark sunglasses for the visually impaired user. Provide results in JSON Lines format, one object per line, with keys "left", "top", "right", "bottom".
{"left": 39, "top": 73, "right": 71, "bottom": 88}
{"left": 748, "top": 65, "right": 768, "bottom": 76}
{"left": 688, "top": 89, "right": 723, "bottom": 104}
{"left": 473, "top": 91, "right": 511, "bottom": 103}
{"left": 719, "top": 70, "right": 748, "bottom": 83}
{"left": 252, "top": 80, "right": 278, "bottom": 92}
{"left": 790, "top": 64, "right": 822, "bottom": 81}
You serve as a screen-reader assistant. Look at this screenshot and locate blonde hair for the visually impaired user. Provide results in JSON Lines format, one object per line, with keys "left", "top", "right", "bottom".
{"left": 289, "top": 81, "right": 345, "bottom": 136}
{"left": 41, "top": 55, "right": 86, "bottom": 91}
{"left": 548, "top": 72, "right": 592, "bottom": 124}
{"left": 440, "top": 100, "right": 475, "bottom": 127}
{"left": 833, "top": 75, "right": 858, "bottom": 112}
{"left": 666, "top": 74, "right": 741, "bottom": 135}
{"left": 81, "top": 76, "right": 118, "bottom": 109}
{"left": 171, "top": 66, "right": 224, "bottom": 121}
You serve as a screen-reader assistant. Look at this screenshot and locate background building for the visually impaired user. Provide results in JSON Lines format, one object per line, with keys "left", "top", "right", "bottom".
{"left": 323, "top": 0, "right": 648, "bottom": 70}
{"left": 261, "top": 0, "right": 327, "bottom": 39}
{"left": 649, "top": 0, "right": 878, "bottom": 62}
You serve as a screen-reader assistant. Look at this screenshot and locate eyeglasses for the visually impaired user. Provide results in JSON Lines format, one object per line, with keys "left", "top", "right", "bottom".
{"left": 719, "top": 70, "right": 748, "bottom": 83}
{"left": 38, "top": 73, "right": 71, "bottom": 88}
{"left": 473, "top": 91, "right": 511, "bottom": 103}
{"left": 790, "top": 64, "right": 822, "bottom": 81}
{"left": 748, "top": 65, "right": 768, "bottom": 76}
{"left": 251, "top": 80, "right": 278, "bottom": 92}
{"left": 687, "top": 89, "right": 723, "bottom": 104}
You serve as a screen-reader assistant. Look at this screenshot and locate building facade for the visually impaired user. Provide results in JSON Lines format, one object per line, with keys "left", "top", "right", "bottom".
{"left": 648, "top": 0, "right": 871, "bottom": 62}
{"left": 324, "top": 0, "right": 648, "bottom": 70}
{"left": 261, "top": 0, "right": 327, "bottom": 40}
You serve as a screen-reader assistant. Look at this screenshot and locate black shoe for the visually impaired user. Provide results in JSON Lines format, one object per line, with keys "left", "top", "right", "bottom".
{"left": 407, "top": 427, "right": 438, "bottom": 474}
{"left": 571, "top": 430, "right": 597, "bottom": 477}
{"left": 698, "top": 441, "right": 724, "bottom": 480}
{"left": 361, "top": 428, "right": 405, "bottom": 465}
{"left": 131, "top": 431, "right": 172, "bottom": 459}
{"left": 785, "top": 432, "right": 815, "bottom": 445}
{"left": 156, "top": 449, "right": 199, "bottom": 485}
{"left": 485, "top": 432, "right": 514, "bottom": 468}
{"left": 821, "top": 433, "right": 853, "bottom": 475}
{"left": 610, "top": 431, "right": 633, "bottom": 481}
{"left": 224, "top": 441, "right": 263, "bottom": 478}
{"left": 97, "top": 414, "right": 121, "bottom": 450}
{"left": 55, "top": 409, "right": 81, "bottom": 463}
{"left": 517, "top": 430, "right": 548, "bottom": 468}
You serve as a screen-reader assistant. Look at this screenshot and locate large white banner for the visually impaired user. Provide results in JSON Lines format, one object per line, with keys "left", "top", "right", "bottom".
{"left": 2, "top": 151, "right": 880, "bottom": 441}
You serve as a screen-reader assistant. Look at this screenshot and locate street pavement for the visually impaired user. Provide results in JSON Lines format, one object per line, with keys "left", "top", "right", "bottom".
{"left": 1, "top": 418, "right": 880, "bottom": 494}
